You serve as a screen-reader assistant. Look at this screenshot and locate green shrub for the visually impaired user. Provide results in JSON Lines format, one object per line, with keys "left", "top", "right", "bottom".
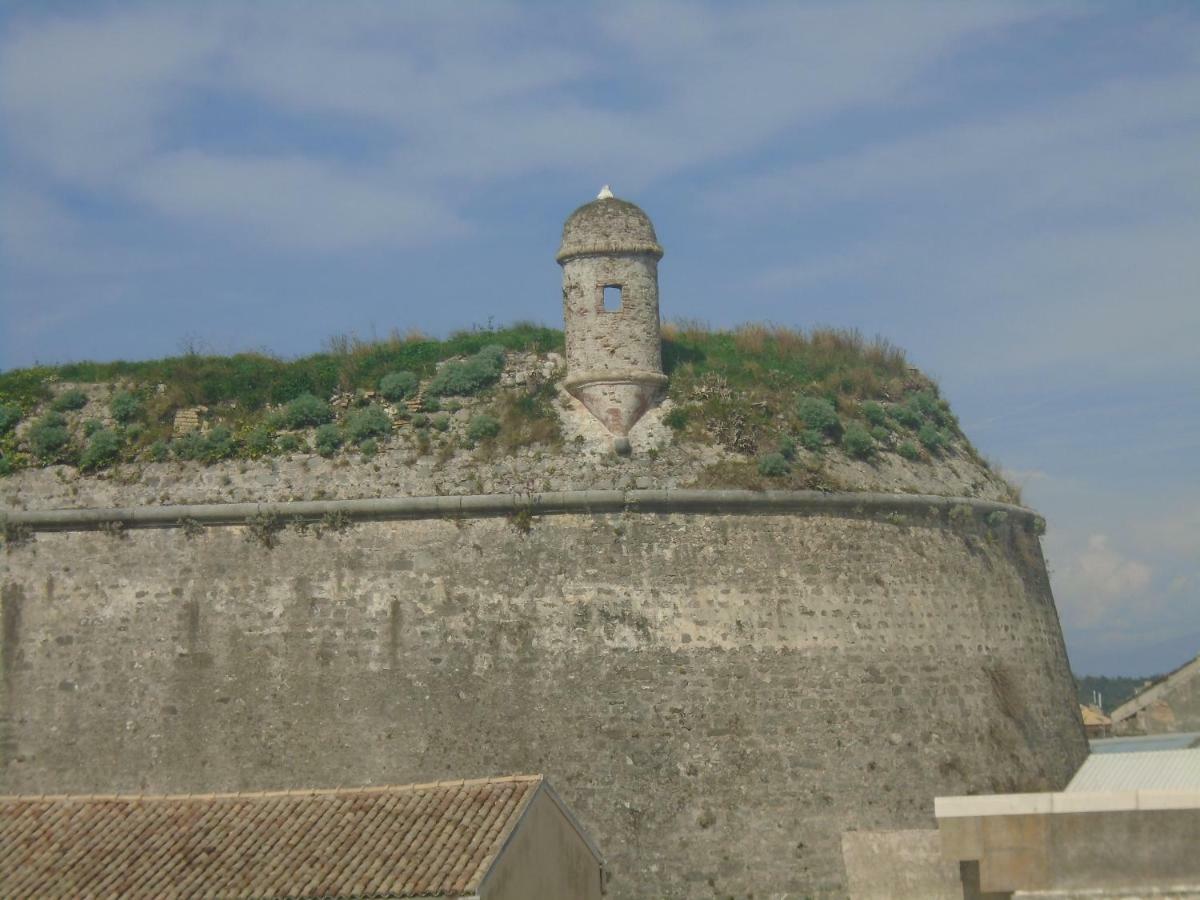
{"left": 869, "top": 425, "right": 889, "bottom": 444}
{"left": 80, "top": 428, "right": 122, "bottom": 471}
{"left": 432, "top": 413, "right": 450, "bottom": 432}
{"left": 862, "top": 401, "right": 887, "bottom": 427}
{"left": 379, "top": 371, "right": 419, "bottom": 402}
{"left": 467, "top": 413, "right": 501, "bottom": 442}
{"left": 800, "top": 429, "right": 824, "bottom": 452}
{"left": 147, "top": 440, "right": 169, "bottom": 462}
{"left": 203, "top": 426, "right": 235, "bottom": 462}
{"left": 842, "top": 423, "right": 875, "bottom": 459}
{"left": 893, "top": 403, "right": 923, "bottom": 429}
{"left": 918, "top": 423, "right": 946, "bottom": 452}
{"left": 0, "top": 456, "right": 12, "bottom": 476}
{"left": 910, "top": 390, "right": 955, "bottom": 427}
{"left": 757, "top": 451, "right": 790, "bottom": 477}
{"left": 663, "top": 406, "right": 691, "bottom": 431}
{"left": 427, "top": 346, "right": 506, "bottom": 396}
{"left": 894, "top": 391, "right": 955, "bottom": 431}
{"left": 314, "top": 424, "right": 343, "bottom": 456}
{"left": 796, "top": 396, "right": 841, "bottom": 437}
{"left": 777, "top": 434, "right": 796, "bottom": 461}
{"left": 359, "top": 438, "right": 378, "bottom": 458}
{"left": 280, "top": 393, "right": 333, "bottom": 429}
{"left": 345, "top": 404, "right": 391, "bottom": 444}
{"left": 277, "top": 433, "right": 303, "bottom": 453}
{"left": 411, "top": 413, "right": 429, "bottom": 428}
{"left": 898, "top": 440, "right": 920, "bottom": 461}
{"left": 477, "top": 343, "right": 506, "bottom": 368}
{"left": 0, "top": 404, "right": 21, "bottom": 434}
{"left": 173, "top": 426, "right": 235, "bottom": 463}
{"left": 986, "top": 510, "right": 1009, "bottom": 529}
{"left": 427, "top": 357, "right": 493, "bottom": 396}
{"left": 29, "top": 412, "right": 71, "bottom": 461}
{"left": 244, "top": 425, "right": 275, "bottom": 458}
{"left": 109, "top": 391, "right": 141, "bottom": 424}
{"left": 51, "top": 388, "right": 88, "bottom": 411}
{"left": 1031, "top": 515, "right": 1047, "bottom": 536}
{"left": 173, "top": 432, "right": 205, "bottom": 461}
{"left": 82, "top": 419, "right": 104, "bottom": 437}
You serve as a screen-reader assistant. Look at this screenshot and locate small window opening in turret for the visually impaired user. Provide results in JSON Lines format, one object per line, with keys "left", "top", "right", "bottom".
{"left": 602, "top": 285, "right": 623, "bottom": 313}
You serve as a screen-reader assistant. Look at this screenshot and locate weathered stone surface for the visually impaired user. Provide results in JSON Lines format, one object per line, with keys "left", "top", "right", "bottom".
{"left": 559, "top": 194, "right": 666, "bottom": 440}
{"left": 1, "top": 377, "right": 1017, "bottom": 511}
{"left": 841, "top": 829, "right": 961, "bottom": 899}
{"left": 0, "top": 509, "right": 1086, "bottom": 898}
{"left": 171, "top": 407, "right": 205, "bottom": 436}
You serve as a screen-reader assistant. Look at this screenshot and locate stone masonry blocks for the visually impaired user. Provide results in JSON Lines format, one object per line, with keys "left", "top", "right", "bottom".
{"left": 0, "top": 510, "right": 1086, "bottom": 898}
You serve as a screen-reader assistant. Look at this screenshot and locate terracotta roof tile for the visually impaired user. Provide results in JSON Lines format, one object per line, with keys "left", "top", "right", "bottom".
{"left": 0, "top": 775, "right": 543, "bottom": 899}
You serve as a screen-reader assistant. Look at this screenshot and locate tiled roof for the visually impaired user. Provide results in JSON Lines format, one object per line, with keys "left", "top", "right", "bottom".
{"left": 1080, "top": 705, "right": 1112, "bottom": 727}
{"left": 0, "top": 775, "right": 544, "bottom": 899}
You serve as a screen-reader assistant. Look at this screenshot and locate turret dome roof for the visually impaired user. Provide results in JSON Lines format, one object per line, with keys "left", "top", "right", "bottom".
{"left": 557, "top": 192, "right": 663, "bottom": 262}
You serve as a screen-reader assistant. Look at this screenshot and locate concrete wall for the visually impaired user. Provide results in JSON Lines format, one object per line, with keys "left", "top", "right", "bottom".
{"left": 841, "top": 829, "right": 961, "bottom": 899}
{"left": 483, "top": 787, "right": 604, "bottom": 900}
{"left": 937, "top": 790, "right": 1200, "bottom": 896}
{"left": 0, "top": 504, "right": 1086, "bottom": 898}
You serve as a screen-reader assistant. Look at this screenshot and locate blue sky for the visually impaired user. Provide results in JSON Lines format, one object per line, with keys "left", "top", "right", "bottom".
{"left": 1, "top": 2, "right": 1197, "bottom": 676}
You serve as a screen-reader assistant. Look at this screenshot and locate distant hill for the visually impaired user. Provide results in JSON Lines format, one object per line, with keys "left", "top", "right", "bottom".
{"left": 1075, "top": 673, "right": 1163, "bottom": 712}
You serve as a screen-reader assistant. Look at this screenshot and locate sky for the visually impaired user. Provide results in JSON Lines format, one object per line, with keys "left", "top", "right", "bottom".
{"left": 1, "top": 1, "right": 1197, "bottom": 677}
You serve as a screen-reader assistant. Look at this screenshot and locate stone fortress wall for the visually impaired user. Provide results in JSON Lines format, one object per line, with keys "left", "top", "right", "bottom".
{"left": 1, "top": 492, "right": 1086, "bottom": 898}
{"left": 0, "top": 190, "right": 1088, "bottom": 897}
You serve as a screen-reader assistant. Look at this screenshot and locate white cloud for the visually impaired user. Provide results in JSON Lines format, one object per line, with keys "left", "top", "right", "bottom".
{"left": 1167, "top": 574, "right": 1197, "bottom": 595}
{"left": 706, "top": 61, "right": 1200, "bottom": 217}
{"left": 0, "top": 7, "right": 221, "bottom": 183}
{"left": 133, "top": 151, "right": 464, "bottom": 250}
{"left": 714, "top": 46, "right": 1200, "bottom": 379}
{"left": 1076, "top": 535, "right": 1152, "bottom": 595}
{"left": 1130, "top": 504, "right": 1200, "bottom": 561}
{"left": 1057, "top": 534, "right": 1153, "bottom": 628}
{"left": 0, "top": 2, "right": 1063, "bottom": 252}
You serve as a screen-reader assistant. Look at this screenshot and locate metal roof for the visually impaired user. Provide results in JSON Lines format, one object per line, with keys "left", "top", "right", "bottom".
{"left": 1090, "top": 731, "right": 1200, "bottom": 754}
{"left": 1067, "top": 748, "right": 1200, "bottom": 792}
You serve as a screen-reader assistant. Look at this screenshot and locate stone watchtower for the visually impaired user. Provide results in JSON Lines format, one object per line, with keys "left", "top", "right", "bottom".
{"left": 557, "top": 187, "right": 668, "bottom": 453}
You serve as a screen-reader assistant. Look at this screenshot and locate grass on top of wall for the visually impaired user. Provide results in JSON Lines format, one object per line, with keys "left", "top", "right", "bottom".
{"left": 662, "top": 320, "right": 911, "bottom": 394}
{"left": 0, "top": 320, "right": 993, "bottom": 485}
{"left": 659, "top": 321, "right": 976, "bottom": 470}
{"left": 1, "top": 321, "right": 912, "bottom": 414}
{"left": 0, "top": 322, "right": 562, "bottom": 414}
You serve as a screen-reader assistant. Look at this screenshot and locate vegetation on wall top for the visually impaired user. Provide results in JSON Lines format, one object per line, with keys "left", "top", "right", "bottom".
{"left": 659, "top": 322, "right": 989, "bottom": 490}
{"left": 0, "top": 321, "right": 998, "bottom": 492}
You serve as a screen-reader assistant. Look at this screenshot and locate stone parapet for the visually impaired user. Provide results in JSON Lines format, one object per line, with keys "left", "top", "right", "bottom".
{"left": 3, "top": 488, "right": 1043, "bottom": 534}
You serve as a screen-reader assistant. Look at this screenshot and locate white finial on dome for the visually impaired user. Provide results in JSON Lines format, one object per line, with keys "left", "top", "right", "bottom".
{"left": 597, "top": 184, "right": 614, "bottom": 200}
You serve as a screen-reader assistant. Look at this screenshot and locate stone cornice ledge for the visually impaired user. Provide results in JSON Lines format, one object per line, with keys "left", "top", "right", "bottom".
{"left": 2, "top": 490, "right": 1041, "bottom": 534}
